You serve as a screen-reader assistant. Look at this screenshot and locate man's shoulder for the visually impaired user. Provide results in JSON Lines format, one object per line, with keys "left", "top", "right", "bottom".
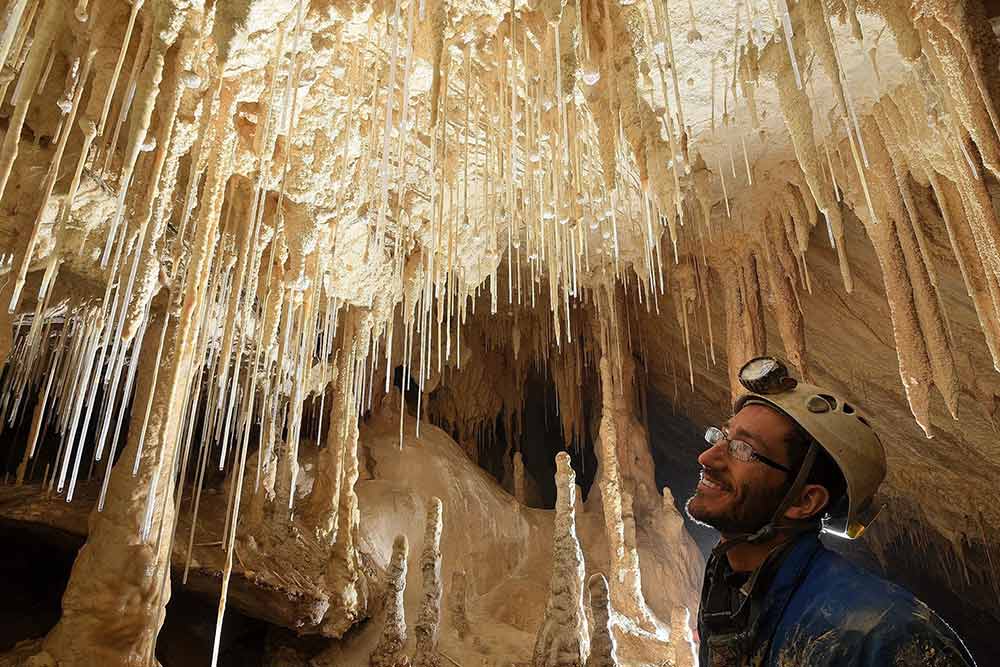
{"left": 800, "top": 545, "right": 917, "bottom": 611}
{"left": 769, "top": 545, "right": 976, "bottom": 665}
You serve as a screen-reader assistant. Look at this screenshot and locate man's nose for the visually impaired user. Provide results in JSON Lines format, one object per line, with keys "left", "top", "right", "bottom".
{"left": 698, "top": 440, "right": 726, "bottom": 468}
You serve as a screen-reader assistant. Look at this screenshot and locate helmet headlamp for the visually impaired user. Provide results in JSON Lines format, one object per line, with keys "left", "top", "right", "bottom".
{"left": 738, "top": 356, "right": 798, "bottom": 395}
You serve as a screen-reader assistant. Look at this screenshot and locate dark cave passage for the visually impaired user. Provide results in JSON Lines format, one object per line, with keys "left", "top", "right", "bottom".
{"left": 0, "top": 523, "right": 270, "bottom": 666}
{"left": 515, "top": 367, "right": 598, "bottom": 509}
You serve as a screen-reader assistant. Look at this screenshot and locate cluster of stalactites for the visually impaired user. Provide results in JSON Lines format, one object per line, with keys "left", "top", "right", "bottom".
{"left": 686, "top": 0, "right": 1000, "bottom": 437}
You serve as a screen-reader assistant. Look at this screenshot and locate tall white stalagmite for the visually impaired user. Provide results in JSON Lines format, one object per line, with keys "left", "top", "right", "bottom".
{"left": 412, "top": 497, "right": 443, "bottom": 667}
{"left": 585, "top": 574, "right": 617, "bottom": 667}
{"left": 532, "top": 451, "right": 589, "bottom": 667}
{"left": 371, "top": 534, "right": 410, "bottom": 667}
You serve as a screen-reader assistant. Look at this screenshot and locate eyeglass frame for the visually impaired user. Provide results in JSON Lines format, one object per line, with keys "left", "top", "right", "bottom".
{"left": 703, "top": 426, "right": 793, "bottom": 474}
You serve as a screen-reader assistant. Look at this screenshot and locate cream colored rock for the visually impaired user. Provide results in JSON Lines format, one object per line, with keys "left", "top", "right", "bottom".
{"left": 372, "top": 535, "right": 411, "bottom": 667}
{"left": 532, "top": 451, "right": 589, "bottom": 667}
{"left": 0, "top": 0, "right": 997, "bottom": 664}
{"left": 585, "top": 574, "right": 617, "bottom": 667}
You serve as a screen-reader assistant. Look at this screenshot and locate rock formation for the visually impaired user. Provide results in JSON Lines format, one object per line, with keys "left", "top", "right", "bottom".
{"left": 449, "top": 569, "right": 470, "bottom": 642}
{"left": 585, "top": 574, "right": 617, "bottom": 667}
{"left": 412, "top": 497, "right": 443, "bottom": 667}
{"left": 533, "top": 451, "right": 589, "bottom": 667}
{"left": 371, "top": 535, "right": 410, "bottom": 667}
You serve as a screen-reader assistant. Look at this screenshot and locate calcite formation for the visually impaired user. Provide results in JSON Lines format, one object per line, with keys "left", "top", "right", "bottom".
{"left": 0, "top": 0, "right": 999, "bottom": 664}
{"left": 412, "top": 497, "right": 443, "bottom": 667}
{"left": 532, "top": 451, "right": 588, "bottom": 667}
{"left": 371, "top": 535, "right": 410, "bottom": 667}
{"left": 585, "top": 573, "right": 618, "bottom": 667}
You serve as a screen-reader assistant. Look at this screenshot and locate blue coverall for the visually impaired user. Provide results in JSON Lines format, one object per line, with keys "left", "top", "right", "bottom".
{"left": 697, "top": 532, "right": 978, "bottom": 666}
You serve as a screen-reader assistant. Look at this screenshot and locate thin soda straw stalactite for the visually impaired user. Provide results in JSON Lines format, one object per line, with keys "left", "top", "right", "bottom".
{"left": 97, "top": 0, "right": 144, "bottom": 138}
{"left": 374, "top": 0, "right": 405, "bottom": 255}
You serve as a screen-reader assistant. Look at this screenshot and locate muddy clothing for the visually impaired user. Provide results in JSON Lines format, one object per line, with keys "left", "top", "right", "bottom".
{"left": 697, "top": 532, "right": 977, "bottom": 666}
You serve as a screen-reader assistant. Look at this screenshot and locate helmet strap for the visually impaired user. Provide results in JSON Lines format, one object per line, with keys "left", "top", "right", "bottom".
{"left": 712, "top": 441, "right": 821, "bottom": 557}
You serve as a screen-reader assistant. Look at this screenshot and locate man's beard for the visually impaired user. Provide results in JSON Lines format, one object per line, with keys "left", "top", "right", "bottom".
{"left": 685, "top": 478, "right": 787, "bottom": 536}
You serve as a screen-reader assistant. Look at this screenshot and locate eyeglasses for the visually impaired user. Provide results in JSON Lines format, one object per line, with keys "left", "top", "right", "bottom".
{"left": 703, "top": 426, "right": 793, "bottom": 474}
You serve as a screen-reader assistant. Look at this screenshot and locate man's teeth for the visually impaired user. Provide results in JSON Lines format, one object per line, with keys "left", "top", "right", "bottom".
{"left": 701, "top": 475, "right": 722, "bottom": 490}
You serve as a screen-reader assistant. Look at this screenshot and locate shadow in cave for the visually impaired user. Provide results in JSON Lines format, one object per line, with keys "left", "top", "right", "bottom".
{"left": 413, "top": 362, "right": 598, "bottom": 509}
{"left": 0, "top": 522, "right": 270, "bottom": 665}
{"left": 644, "top": 385, "right": 718, "bottom": 556}
{"left": 515, "top": 367, "right": 598, "bottom": 509}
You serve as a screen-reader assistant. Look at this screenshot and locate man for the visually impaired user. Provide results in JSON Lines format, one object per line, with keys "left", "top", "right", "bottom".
{"left": 686, "top": 356, "right": 977, "bottom": 666}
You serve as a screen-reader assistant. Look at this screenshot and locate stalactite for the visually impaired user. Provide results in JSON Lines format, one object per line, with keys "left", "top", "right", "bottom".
{"left": 914, "top": 1, "right": 1000, "bottom": 181}
{"left": 873, "top": 99, "right": 959, "bottom": 419}
{"left": 0, "top": 0, "right": 62, "bottom": 203}
{"left": 37, "top": 78, "right": 238, "bottom": 667}
{"left": 766, "top": 33, "right": 851, "bottom": 294}
{"left": 721, "top": 254, "right": 766, "bottom": 399}
{"left": 761, "top": 215, "right": 807, "bottom": 379}
{"left": 838, "top": 118, "right": 934, "bottom": 436}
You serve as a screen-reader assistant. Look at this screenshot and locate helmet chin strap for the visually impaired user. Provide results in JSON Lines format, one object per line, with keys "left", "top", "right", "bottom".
{"left": 712, "top": 441, "right": 821, "bottom": 558}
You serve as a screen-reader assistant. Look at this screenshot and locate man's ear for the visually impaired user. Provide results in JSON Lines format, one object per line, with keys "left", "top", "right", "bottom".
{"left": 783, "top": 483, "right": 830, "bottom": 522}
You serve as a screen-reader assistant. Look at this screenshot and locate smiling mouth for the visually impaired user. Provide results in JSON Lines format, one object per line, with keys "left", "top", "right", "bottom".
{"left": 699, "top": 471, "right": 729, "bottom": 492}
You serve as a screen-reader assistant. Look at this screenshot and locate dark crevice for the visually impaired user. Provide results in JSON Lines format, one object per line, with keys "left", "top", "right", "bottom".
{"left": 517, "top": 368, "right": 598, "bottom": 509}
{"left": 645, "top": 385, "right": 721, "bottom": 556}
{"left": 0, "top": 523, "right": 270, "bottom": 666}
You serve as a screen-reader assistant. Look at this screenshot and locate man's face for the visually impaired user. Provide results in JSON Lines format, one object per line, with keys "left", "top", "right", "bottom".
{"left": 685, "top": 404, "right": 794, "bottom": 536}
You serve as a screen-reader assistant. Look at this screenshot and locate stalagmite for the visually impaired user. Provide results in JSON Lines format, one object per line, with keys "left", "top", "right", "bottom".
{"left": 449, "top": 569, "right": 470, "bottom": 641}
{"left": 585, "top": 573, "right": 617, "bottom": 667}
{"left": 670, "top": 607, "right": 696, "bottom": 667}
{"left": 532, "top": 451, "right": 588, "bottom": 667}
{"left": 412, "top": 497, "right": 443, "bottom": 667}
{"left": 372, "top": 534, "right": 410, "bottom": 667}
{"left": 513, "top": 450, "right": 527, "bottom": 505}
